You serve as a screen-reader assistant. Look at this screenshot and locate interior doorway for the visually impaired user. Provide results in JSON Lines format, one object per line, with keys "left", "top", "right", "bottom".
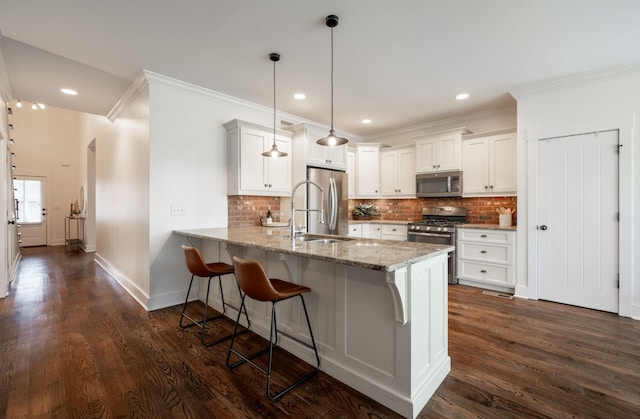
{"left": 536, "top": 130, "right": 619, "bottom": 313}
{"left": 14, "top": 175, "right": 47, "bottom": 247}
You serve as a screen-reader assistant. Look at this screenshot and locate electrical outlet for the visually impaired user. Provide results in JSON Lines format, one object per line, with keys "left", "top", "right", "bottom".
{"left": 170, "top": 206, "right": 185, "bottom": 216}
{"left": 279, "top": 253, "right": 285, "bottom": 261}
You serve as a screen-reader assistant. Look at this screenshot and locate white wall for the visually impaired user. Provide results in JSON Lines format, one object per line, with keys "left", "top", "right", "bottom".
{"left": 366, "top": 106, "right": 516, "bottom": 146}
{"left": 514, "top": 69, "right": 640, "bottom": 319}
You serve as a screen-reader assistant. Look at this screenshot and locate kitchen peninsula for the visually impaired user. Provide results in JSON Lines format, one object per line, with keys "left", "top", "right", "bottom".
{"left": 174, "top": 226, "right": 453, "bottom": 418}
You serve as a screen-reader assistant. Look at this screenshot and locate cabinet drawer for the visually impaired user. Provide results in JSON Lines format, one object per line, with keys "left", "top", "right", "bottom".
{"left": 457, "top": 228, "right": 514, "bottom": 244}
{"left": 457, "top": 260, "right": 513, "bottom": 286}
{"left": 457, "top": 242, "right": 513, "bottom": 264}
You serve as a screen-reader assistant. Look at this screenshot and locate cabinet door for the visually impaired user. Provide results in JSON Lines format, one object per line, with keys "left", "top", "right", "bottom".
{"left": 397, "top": 147, "right": 416, "bottom": 195}
{"left": 489, "top": 133, "right": 517, "bottom": 194}
{"left": 266, "top": 134, "right": 292, "bottom": 193}
{"left": 346, "top": 150, "right": 356, "bottom": 198}
{"left": 324, "top": 143, "right": 347, "bottom": 169}
{"left": 356, "top": 147, "right": 380, "bottom": 197}
{"left": 415, "top": 139, "right": 436, "bottom": 172}
{"left": 462, "top": 138, "right": 490, "bottom": 194}
{"left": 368, "top": 224, "right": 381, "bottom": 239}
{"left": 437, "top": 136, "right": 460, "bottom": 171}
{"left": 307, "top": 126, "right": 347, "bottom": 170}
{"left": 380, "top": 150, "right": 399, "bottom": 196}
{"left": 348, "top": 224, "right": 363, "bottom": 237}
{"left": 240, "top": 127, "right": 269, "bottom": 192}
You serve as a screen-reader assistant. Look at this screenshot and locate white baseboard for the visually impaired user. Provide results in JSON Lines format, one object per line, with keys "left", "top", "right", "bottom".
{"left": 93, "top": 253, "right": 150, "bottom": 311}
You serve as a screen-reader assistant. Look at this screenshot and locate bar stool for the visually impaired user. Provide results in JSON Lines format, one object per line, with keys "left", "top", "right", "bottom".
{"left": 226, "top": 256, "right": 320, "bottom": 401}
{"left": 180, "top": 245, "right": 250, "bottom": 347}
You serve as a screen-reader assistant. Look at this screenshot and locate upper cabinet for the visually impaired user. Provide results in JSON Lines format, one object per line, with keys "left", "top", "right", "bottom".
{"left": 461, "top": 129, "right": 517, "bottom": 196}
{"left": 346, "top": 147, "right": 356, "bottom": 199}
{"left": 415, "top": 128, "right": 470, "bottom": 173}
{"left": 380, "top": 145, "right": 416, "bottom": 198}
{"left": 286, "top": 123, "right": 347, "bottom": 171}
{"left": 355, "top": 144, "right": 383, "bottom": 198}
{"left": 225, "top": 119, "right": 292, "bottom": 196}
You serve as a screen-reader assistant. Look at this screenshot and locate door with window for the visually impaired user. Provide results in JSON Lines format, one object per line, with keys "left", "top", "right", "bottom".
{"left": 536, "top": 130, "right": 619, "bottom": 313}
{"left": 14, "top": 176, "right": 47, "bottom": 247}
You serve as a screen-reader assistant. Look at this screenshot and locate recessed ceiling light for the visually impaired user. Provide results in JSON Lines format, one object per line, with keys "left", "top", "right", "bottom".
{"left": 456, "top": 93, "right": 469, "bottom": 100}
{"left": 38, "top": 103, "right": 45, "bottom": 109}
{"left": 362, "top": 119, "right": 372, "bottom": 124}
{"left": 293, "top": 93, "right": 306, "bottom": 100}
{"left": 61, "top": 88, "right": 78, "bottom": 96}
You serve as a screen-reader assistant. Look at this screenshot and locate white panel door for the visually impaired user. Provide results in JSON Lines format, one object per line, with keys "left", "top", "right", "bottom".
{"left": 537, "top": 130, "right": 619, "bottom": 312}
{"left": 14, "top": 176, "right": 47, "bottom": 247}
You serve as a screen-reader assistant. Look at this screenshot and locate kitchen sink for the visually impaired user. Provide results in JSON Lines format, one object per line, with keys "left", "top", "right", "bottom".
{"left": 294, "top": 234, "right": 354, "bottom": 244}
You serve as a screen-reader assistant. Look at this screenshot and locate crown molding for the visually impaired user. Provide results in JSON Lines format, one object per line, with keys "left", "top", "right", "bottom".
{"left": 365, "top": 106, "right": 516, "bottom": 140}
{"left": 107, "top": 71, "right": 149, "bottom": 122}
{"left": 510, "top": 62, "right": 640, "bottom": 100}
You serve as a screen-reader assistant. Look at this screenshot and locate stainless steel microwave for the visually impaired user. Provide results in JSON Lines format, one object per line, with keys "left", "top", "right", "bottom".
{"left": 416, "top": 170, "right": 463, "bottom": 197}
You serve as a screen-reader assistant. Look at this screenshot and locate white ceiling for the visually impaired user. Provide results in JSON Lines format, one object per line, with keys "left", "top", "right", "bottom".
{"left": 1, "top": 0, "right": 640, "bottom": 136}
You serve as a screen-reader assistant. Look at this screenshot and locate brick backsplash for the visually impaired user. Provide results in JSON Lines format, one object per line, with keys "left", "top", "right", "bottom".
{"left": 349, "top": 196, "right": 517, "bottom": 225}
{"left": 229, "top": 195, "right": 516, "bottom": 227}
{"left": 228, "top": 196, "right": 281, "bottom": 227}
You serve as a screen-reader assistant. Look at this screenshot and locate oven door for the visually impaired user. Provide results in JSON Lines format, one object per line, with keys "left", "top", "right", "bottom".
{"left": 407, "top": 231, "right": 457, "bottom": 284}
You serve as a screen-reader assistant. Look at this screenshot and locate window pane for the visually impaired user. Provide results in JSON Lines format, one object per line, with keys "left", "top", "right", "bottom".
{"left": 14, "top": 179, "right": 42, "bottom": 223}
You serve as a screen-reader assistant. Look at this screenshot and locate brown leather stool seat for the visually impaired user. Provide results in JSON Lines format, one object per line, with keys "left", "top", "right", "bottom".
{"left": 180, "top": 245, "right": 250, "bottom": 347}
{"left": 226, "top": 256, "right": 320, "bottom": 401}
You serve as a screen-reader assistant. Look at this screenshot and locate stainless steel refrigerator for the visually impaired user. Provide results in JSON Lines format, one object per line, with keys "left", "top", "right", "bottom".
{"left": 306, "top": 166, "right": 348, "bottom": 236}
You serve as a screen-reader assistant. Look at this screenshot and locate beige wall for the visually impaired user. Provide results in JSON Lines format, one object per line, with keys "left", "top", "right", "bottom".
{"left": 9, "top": 103, "right": 83, "bottom": 245}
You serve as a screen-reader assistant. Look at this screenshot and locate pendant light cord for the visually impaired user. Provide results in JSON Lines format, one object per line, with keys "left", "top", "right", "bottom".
{"left": 273, "top": 57, "right": 277, "bottom": 143}
{"left": 330, "top": 26, "right": 334, "bottom": 131}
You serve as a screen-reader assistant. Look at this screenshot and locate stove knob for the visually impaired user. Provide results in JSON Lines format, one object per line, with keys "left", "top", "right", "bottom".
{"left": 409, "top": 225, "right": 415, "bottom": 231}
{"left": 436, "top": 227, "right": 443, "bottom": 232}
{"left": 414, "top": 225, "right": 421, "bottom": 231}
{"left": 425, "top": 226, "right": 431, "bottom": 232}
{"left": 442, "top": 227, "right": 449, "bottom": 233}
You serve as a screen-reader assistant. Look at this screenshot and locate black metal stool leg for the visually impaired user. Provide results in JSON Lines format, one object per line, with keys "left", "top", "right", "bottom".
{"left": 179, "top": 274, "right": 196, "bottom": 329}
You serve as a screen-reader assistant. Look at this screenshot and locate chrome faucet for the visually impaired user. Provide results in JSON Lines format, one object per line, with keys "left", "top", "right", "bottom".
{"left": 291, "top": 179, "right": 324, "bottom": 238}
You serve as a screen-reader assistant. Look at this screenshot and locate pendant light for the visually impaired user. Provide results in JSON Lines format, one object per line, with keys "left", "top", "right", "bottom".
{"left": 262, "top": 52, "right": 288, "bottom": 158}
{"left": 317, "top": 14, "right": 348, "bottom": 147}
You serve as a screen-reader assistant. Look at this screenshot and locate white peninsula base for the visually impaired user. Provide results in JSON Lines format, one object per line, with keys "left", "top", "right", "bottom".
{"left": 176, "top": 234, "right": 450, "bottom": 418}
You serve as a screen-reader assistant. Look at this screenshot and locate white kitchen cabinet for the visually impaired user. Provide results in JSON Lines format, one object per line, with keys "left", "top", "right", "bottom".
{"left": 355, "top": 144, "right": 383, "bottom": 198}
{"left": 380, "top": 224, "right": 407, "bottom": 241}
{"left": 462, "top": 129, "right": 517, "bottom": 196}
{"left": 456, "top": 227, "right": 516, "bottom": 290}
{"left": 368, "top": 223, "right": 381, "bottom": 239}
{"left": 225, "top": 119, "right": 292, "bottom": 196}
{"left": 347, "top": 224, "right": 363, "bottom": 238}
{"left": 346, "top": 148, "right": 356, "bottom": 198}
{"left": 380, "top": 145, "right": 416, "bottom": 198}
{"left": 415, "top": 128, "right": 470, "bottom": 173}
{"left": 286, "top": 123, "right": 347, "bottom": 171}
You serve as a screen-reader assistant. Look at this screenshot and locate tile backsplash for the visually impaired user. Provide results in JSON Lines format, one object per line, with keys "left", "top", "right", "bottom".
{"left": 229, "top": 195, "right": 517, "bottom": 227}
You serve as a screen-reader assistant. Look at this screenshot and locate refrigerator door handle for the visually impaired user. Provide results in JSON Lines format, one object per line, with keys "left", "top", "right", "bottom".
{"left": 329, "top": 177, "right": 338, "bottom": 231}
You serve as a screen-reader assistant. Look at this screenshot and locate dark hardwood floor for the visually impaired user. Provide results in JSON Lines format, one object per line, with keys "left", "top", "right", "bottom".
{"left": 1, "top": 246, "right": 639, "bottom": 418}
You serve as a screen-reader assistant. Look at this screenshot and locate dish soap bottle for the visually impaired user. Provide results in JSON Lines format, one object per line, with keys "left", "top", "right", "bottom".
{"left": 266, "top": 207, "right": 273, "bottom": 224}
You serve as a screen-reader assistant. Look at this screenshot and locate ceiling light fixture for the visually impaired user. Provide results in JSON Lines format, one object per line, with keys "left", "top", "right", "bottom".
{"left": 362, "top": 119, "right": 371, "bottom": 124}
{"left": 294, "top": 93, "right": 306, "bottom": 100}
{"left": 456, "top": 93, "right": 469, "bottom": 100}
{"left": 16, "top": 100, "right": 22, "bottom": 108}
{"left": 38, "top": 103, "right": 45, "bottom": 109}
{"left": 61, "top": 88, "right": 78, "bottom": 95}
{"left": 32, "top": 103, "right": 37, "bottom": 110}
{"left": 262, "top": 53, "right": 288, "bottom": 158}
{"left": 317, "top": 14, "right": 348, "bottom": 147}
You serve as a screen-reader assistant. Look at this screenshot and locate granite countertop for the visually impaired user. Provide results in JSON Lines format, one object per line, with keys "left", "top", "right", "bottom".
{"left": 457, "top": 223, "right": 517, "bottom": 231}
{"left": 174, "top": 226, "right": 453, "bottom": 272}
{"left": 348, "top": 219, "right": 416, "bottom": 225}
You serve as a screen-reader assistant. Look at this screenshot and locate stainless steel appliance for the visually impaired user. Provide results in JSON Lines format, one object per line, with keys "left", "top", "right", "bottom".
{"left": 416, "top": 170, "right": 463, "bottom": 197}
{"left": 407, "top": 206, "right": 468, "bottom": 284}
{"left": 306, "top": 166, "right": 348, "bottom": 236}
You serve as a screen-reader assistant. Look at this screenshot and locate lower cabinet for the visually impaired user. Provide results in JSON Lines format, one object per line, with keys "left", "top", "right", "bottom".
{"left": 456, "top": 227, "right": 516, "bottom": 290}
{"left": 348, "top": 224, "right": 363, "bottom": 238}
{"left": 380, "top": 224, "right": 407, "bottom": 241}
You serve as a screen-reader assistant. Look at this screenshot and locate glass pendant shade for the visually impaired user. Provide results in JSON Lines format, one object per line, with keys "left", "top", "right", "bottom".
{"left": 262, "top": 52, "right": 288, "bottom": 158}
{"left": 317, "top": 14, "right": 348, "bottom": 147}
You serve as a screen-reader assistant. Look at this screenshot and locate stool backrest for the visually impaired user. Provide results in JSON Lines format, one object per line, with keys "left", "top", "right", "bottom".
{"left": 182, "top": 245, "right": 212, "bottom": 278}
{"left": 232, "top": 256, "right": 279, "bottom": 302}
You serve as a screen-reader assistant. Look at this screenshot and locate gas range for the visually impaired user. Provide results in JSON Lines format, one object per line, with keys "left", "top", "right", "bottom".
{"left": 407, "top": 206, "right": 468, "bottom": 233}
{"left": 407, "top": 206, "right": 467, "bottom": 284}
